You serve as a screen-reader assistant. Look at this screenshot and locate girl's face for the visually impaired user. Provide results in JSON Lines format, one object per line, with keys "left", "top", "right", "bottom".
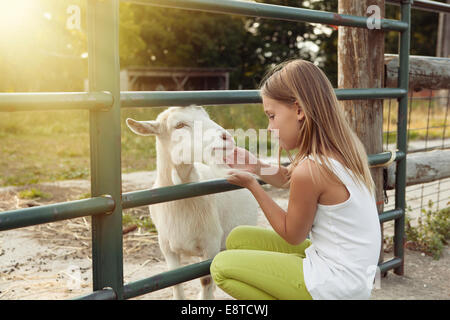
{"left": 262, "top": 95, "right": 305, "bottom": 151}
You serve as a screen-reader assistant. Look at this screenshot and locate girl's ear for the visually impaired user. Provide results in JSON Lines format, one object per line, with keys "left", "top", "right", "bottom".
{"left": 295, "top": 102, "right": 305, "bottom": 121}
{"left": 126, "top": 118, "right": 160, "bottom": 136}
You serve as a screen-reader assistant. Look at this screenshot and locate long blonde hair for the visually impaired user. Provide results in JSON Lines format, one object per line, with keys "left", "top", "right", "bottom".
{"left": 259, "top": 58, "right": 375, "bottom": 196}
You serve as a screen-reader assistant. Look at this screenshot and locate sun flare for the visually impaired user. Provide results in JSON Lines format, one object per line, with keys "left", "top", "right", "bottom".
{"left": 0, "top": 0, "right": 40, "bottom": 40}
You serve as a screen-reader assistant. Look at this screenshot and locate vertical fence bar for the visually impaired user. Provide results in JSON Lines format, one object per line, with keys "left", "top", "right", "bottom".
{"left": 87, "top": 0, "right": 124, "bottom": 298}
{"left": 394, "top": 0, "right": 411, "bottom": 276}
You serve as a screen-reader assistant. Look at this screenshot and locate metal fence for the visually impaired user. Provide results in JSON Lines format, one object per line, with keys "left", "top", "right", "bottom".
{"left": 382, "top": 89, "right": 450, "bottom": 242}
{"left": 0, "top": 0, "right": 443, "bottom": 300}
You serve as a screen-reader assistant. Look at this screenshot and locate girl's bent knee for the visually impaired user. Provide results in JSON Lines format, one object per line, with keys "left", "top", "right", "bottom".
{"left": 210, "top": 252, "right": 228, "bottom": 286}
{"left": 225, "top": 225, "right": 255, "bottom": 250}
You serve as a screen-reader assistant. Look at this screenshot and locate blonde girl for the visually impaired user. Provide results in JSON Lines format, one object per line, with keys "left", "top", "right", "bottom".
{"left": 210, "top": 58, "right": 381, "bottom": 300}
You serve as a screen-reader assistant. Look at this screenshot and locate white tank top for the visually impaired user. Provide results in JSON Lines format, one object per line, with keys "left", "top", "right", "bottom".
{"left": 301, "top": 155, "right": 381, "bottom": 300}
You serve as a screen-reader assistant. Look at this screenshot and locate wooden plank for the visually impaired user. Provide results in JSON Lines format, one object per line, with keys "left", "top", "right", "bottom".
{"left": 386, "top": 149, "right": 450, "bottom": 189}
{"left": 385, "top": 54, "right": 450, "bottom": 90}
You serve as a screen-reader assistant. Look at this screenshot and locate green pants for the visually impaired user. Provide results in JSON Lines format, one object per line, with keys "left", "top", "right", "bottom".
{"left": 210, "top": 225, "right": 313, "bottom": 300}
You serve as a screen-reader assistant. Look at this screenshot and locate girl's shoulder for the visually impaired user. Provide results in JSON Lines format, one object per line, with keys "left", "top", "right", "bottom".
{"left": 294, "top": 155, "right": 353, "bottom": 206}
{"left": 294, "top": 154, "right": 347, "bottom": 187}
{"left": 293, "top": 155, "right": 319, "bottom": 173}
{"left": 291, "top": 157, "right": 328, "bottom": 190}
{"left": 289, "top": 159, "right": 324, "bottom": 205}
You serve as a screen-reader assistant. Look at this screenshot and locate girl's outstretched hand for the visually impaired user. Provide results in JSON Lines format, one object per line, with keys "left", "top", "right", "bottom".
{"left": 225, "top": 169, "right": 258, "bottom": 190}
{"left": 223, "top": 146, "right": 260, "bottom": 175}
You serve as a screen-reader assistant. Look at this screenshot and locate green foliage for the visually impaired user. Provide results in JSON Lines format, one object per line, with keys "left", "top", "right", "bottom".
{"left": 18, "top": 188, "right": 52, "bottom": 200}
{"left": 60, "top": 167, "right": 89, "bottom": 180}
{"left": 382, "top": 2, "right": 440, "bottom": 57}
{"left": 0, "top": 0, "right": 443, "bottom": 93}
{"left": 405, "top": 201, "right": 449, "bottom": 260}
{"left": 308, "top": 0, "right": 338, "bottom": 86}
{"left": 122, "top": 210, "right": 156, "bottom": 233}
{"left": 77, "top": 192, "right": 91, "bottom": 200}
{"left": 205, "top": 104, "right": 267, "bottom": 130}
{"left": 0, "top": 110, "right": 91, "bottom": 186}
{"left": 119, "top": 2, "right": 146, "bottom": 65}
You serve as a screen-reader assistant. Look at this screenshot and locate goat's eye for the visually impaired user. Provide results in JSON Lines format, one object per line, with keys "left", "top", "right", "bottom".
{"left": 175, "top": 122, "right": 187, "bottom": 129}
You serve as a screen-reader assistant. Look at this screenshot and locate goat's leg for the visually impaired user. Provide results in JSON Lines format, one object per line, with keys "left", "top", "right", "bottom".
{"left": 159, "top": 240, "right": 185, "bottom": 300}
{"left": 198, "top": 241, "right": 221, "bottom": 300}
{"left": 166, "top": 252, "right": 186, "bottom": 300}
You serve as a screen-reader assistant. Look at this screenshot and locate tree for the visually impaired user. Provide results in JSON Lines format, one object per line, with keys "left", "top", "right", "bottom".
{"left": 0, "top": 0, "right": 443, "bottom": 93}
{"left": 237, "top": 0, "right": 326, "bottom": 88}
{"left": 123, "top": 1, "right": 325, "bottom": 89}
{"left": 124, "top": 5, "right": 249, "bottom": 89}
{"left": 385, "top": 2, "right": 443, "bottom": 56}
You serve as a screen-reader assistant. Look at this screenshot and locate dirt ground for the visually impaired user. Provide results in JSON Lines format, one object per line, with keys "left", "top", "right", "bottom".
{"left": 0, "top": 172, "right": 448, "bottom": 300}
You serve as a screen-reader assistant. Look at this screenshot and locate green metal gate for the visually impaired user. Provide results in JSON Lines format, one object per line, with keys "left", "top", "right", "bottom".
{"left": 0, "top": 0, "right": 440, "bottom": 300}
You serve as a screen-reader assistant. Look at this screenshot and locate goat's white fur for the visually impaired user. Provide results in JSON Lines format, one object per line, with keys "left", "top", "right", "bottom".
{"left": 126, "top": 105, "right": 258, "bottom": 300}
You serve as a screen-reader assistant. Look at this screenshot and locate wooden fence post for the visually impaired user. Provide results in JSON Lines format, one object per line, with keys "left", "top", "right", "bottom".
{"left": 338, "top": 0, "right": 386, "bottom": 266}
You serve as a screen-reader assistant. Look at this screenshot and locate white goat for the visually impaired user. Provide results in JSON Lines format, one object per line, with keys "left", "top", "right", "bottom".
{"left": 126, "top": 105, "right": 258, "bottom": 300}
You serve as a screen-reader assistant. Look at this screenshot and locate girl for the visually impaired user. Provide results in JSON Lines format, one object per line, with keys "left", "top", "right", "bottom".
{"left": 210, "top": 58, "right": 381, "bottom": 300}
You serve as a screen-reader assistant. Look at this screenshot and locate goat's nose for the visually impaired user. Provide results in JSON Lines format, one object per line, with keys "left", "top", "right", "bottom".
{"left": 221, "top": 132, "right": 230, "bottom": 141}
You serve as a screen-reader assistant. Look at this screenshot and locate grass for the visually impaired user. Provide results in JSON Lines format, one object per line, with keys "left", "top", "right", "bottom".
{"left": 383, "top": 199, "right": 449, "bottom": 260}
{"left": 404, "top": 201, "right": 449, "bottom": 260}
{"left": 122, "top": 209, "right": 157, "bottom": 233}
{"left": 0, "top": 99, "right": 448, "bottom": 187}
{"left": 0, "top": 108, "right": 157, "bottom": 186}
{"left": 18, "top": 188, "right": 52, "bottom": 200}
{"left": 382, "top": 98, "right": 449, "bottom": 146}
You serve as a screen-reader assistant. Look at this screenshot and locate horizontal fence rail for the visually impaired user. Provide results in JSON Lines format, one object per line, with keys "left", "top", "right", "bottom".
{"left": 77, "top": 253, "right": 403, "bottom": 300}
{"left": 121, "top": 88, "right": 408, "bottom": 108}
{"left": 379, "top": 257, "right": 403, "bottom": 274}
{"left": 122, "top": 177, "right": 245, "bottom": 210}
{"left": 75, "top": 288, "right": 117, "bottom": 300}
{"left": 123, "top": 259, "right": 213, "bottom": 300}
{"left": 124, "top": 0, "right": 409, "bottom": 31}
{"left": 0, "top": 151, "right": 403, "bottom": 233}
{"left": 387, "top": 0, "right": 450, "bottom": 13}
{"left": 379, "top": 208, "right": 404, "bottom": 223}
{"left": 0, "top": 92, "right": 113, "bottom": 112}
{"left": 76, "top": 259, "right": 212, "bottom": 300}
{"left": 0, "top": 88, "right": 409, "bottom": 113}
{"left": 122, "top": 151, "right": 405, "bottom": 209}
{"left": 0, "top": 196, "right": 115, "bottom": 231}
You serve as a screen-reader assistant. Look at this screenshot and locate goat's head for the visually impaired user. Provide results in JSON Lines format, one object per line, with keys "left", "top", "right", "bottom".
{"left": 126, "top": 105, "right": 234, "bottom": 166}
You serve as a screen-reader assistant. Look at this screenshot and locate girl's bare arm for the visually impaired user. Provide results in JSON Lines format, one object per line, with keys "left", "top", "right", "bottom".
{"left": 248, "top": 162, "right": 318, "bottom": 245}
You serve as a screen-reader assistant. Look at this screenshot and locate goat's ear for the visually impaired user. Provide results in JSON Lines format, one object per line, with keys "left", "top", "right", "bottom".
{"left": 187, "top": 104, "right": 203, "bottom": 110}
{"left": 126, "top": 118, "right": 160, "bottom": 136}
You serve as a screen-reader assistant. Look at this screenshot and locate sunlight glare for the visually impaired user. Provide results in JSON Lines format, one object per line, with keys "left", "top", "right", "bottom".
{"left": 0, "top": 0, "right": 40, "bottom": 40}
